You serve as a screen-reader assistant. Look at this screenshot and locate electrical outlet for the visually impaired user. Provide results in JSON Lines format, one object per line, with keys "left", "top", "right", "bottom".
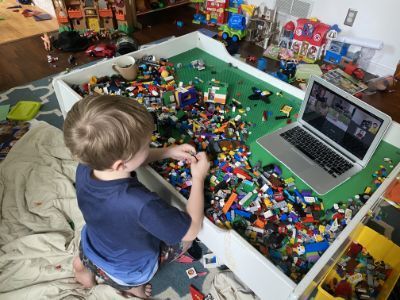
{"left": 344, "top": 8, "right": 358, "bottom": 26}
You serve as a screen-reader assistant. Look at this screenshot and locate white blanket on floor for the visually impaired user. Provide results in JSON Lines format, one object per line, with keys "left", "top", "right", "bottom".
{"left": 0, "top": 122, "right": 134, "bottom": 299}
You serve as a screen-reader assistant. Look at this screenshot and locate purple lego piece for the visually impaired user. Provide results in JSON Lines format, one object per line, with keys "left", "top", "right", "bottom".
{"left": 274, "top": 165, "right": 282, "bottom": 176}
{"left": 301, "top": 190, "right": 313, "bottom": 197}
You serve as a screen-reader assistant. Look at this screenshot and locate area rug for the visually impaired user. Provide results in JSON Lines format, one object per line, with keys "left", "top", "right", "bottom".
{"left": 0, "top": 68, "right": 223, "bottom": 299}
{"left": 0, "top": 74, "right": 64, "bottom": 129}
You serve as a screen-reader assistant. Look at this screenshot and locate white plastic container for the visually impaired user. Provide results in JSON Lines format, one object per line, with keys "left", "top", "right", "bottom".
{"left": 52, "top": 31, "right": 400, "bottom": 300}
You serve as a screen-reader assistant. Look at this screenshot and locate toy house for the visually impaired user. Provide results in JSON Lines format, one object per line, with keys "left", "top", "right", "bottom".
{"left": 51, "top": 0, "right": 135, "bottom": 34}
{"left": 278, "top": 21, "right": 295, "bottom": 49}
{"left": 114, "top": 0, "right": 135, "bottom": 34}
{"left": 175, "top": 86, "right": 198, "bottom": 107}
{"left": 205, "top": 0, "right": 228, "bottom": 25}
{"left": 291, "top": 18, "right": 330, "bottom": 63}
{"left": 53, "top": 0, "right": 70, "bottom": 31}
{"left": 84, "top": 1, "right": 100, "bottom": 32}
{"left": 246, "top": 5, "right": 278, "bottom": 49}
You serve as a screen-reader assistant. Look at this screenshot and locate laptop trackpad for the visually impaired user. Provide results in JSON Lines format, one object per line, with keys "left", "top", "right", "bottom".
{"left": 287, "top": 147, "right": 316, "bottom": 171}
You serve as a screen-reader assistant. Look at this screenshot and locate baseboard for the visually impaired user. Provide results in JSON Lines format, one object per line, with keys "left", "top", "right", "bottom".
{"left": 367, "top": 60, "right": 396, "bottom": 77}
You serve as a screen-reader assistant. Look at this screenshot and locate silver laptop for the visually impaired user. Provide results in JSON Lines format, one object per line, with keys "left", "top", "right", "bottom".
{"left": 257, "top": 75, "right": 392, "bottom": 195}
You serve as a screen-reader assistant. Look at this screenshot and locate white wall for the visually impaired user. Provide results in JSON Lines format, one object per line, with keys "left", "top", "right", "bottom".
{"left": 33, "top": 0, "right": 56, "bottom": 17}
{"left": 247, "top": 0, "right": 399, "bottom": 76}
{"left": 311, "top": 0, "right": 399, "bottom": 76}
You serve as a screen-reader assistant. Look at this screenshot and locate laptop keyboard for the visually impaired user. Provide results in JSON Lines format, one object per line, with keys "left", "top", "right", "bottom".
{"left": 280, "top": 126, "right": 354, "bottom": 178}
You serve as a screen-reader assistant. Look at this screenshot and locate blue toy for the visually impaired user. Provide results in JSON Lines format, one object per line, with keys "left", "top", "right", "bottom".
{"left": 324, "top": 41, "right": 350, "bottom": 65}
{"left": 257, "top": 57, "right": 267, "bottom": 71}
{"left": 193, "top": 13, "right": 207, "bottom": 25}
{"left": 270, "top": 60, "right": 297, "bottom": 83}
{"left": 220, "top": 13, "right": 247, "bottom": 42}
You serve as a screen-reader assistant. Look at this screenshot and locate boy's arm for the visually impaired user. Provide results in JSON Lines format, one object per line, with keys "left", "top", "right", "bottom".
{"left": 144, "top": 148, "right": 170, "bottom": 164}
{"left": 181, "top": 152, "right": 209, "bottom": 241}
{"left": 181, "top": 177, "right": 204, "bottom": 241}
{"left": 143, "top": 144, "right": 196, "bottom": 165}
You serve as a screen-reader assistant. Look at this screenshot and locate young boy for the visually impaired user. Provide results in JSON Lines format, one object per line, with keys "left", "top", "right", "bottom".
{"left": 63, "top": 95, "right": 210, "bottom": 298}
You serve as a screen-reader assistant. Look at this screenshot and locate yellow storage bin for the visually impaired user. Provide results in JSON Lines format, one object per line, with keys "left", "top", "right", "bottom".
{"left": 315, "top": 225, "right": 400, "bottom": 300}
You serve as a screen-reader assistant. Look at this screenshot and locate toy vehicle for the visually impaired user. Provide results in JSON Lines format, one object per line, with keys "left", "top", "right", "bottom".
{"left": 219, "top": 14, "right": 246, "bottom": 42}
{"left": 85, "top": 44, "right": 116, "bottom": 58}
{"left": 342, "top": 60, "right": 365, "bottom": 80}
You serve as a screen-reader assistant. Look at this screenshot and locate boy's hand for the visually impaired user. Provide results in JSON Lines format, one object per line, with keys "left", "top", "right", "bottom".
{"left": 190, "top": 152, "right": 210, "bottom": 181}
{"left": 166, "top": 144, "right": 197, "bottom": 163}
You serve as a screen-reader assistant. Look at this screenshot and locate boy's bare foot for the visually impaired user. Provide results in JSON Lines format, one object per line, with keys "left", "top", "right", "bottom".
{"left": 122, "top": 283, "right": 152, "bottom": 299}
{"left": 73, "top": 256, "right": 96, "bottom": 288}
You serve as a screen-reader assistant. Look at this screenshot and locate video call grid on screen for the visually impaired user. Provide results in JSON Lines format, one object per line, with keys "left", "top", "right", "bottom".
{"left": 303, "top": 81, "right": 383, "bottom": 160}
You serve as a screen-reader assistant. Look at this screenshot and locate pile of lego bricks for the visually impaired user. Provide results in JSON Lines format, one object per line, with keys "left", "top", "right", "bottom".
{"left": 149, "top": 100, "right": 381, "bottom": 283}
{"left": 68, "top": 55, "right": 393, "bottom": 283}
{"left": 69, "top": 55, "right": 179, "bottom": 107}
{"left": 322, "top": 242, "right": 393, "bottom": 299}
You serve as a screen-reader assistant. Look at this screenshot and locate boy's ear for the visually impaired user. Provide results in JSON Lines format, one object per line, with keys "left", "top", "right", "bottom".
{"left": 111, "top": 159, "right": 125, "bottom": 171}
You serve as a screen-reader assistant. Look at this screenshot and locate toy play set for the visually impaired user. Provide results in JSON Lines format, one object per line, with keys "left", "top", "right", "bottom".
{"left": 51, "top": 0, "right": 135, "bottom": 33}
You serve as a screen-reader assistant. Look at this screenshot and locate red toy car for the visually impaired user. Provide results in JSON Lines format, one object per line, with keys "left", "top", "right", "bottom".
{"left": 246, "top": 55, "right": 257, "bottom": 63}
{"left": 85, "top": 43, "right": 116, "bottom": 58}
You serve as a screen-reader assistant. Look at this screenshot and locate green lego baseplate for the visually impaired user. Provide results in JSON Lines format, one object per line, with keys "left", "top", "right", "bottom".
{"left": 169, "top": 48, "right": 400, "bottom": 208}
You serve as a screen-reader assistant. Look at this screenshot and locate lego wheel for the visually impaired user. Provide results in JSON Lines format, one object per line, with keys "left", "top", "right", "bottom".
{"left": 222, "top": 32, "right": 229, "bottom": 40}
{"left": 232, "top": 35, "right": 239, "bottom": 42}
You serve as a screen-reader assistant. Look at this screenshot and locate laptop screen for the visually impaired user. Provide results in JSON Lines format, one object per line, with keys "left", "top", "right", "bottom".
{"left": 302, "top": 81, "right": 384, "bottom": 160}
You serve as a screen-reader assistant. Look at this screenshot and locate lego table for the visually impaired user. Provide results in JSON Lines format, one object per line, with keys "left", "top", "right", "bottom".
{"left": 53, "top": 32, "right": 400, "bottom": 299}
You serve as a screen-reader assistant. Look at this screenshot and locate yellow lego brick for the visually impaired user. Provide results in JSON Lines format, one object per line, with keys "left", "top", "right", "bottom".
{"left": 225, "top": 221, "right": 232, "bottom": 229}
{"left": 264, "top": 197, "right": 272, "bottom": 207}
{"left": 284, "top": 177, "right": 295, "bottom": 184}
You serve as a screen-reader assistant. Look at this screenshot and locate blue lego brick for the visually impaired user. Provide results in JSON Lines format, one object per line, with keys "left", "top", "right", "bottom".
{"left": 305, "top": 241, "right": 330, "bottom": 253}
{"left": 234, "top": 209, "right": 252, "bottom": 219}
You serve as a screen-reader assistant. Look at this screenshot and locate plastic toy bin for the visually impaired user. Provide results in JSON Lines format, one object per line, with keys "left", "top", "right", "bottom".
{"left": 52, "top": 32, "right": 400, "bottom": 299}
{"left": 315, "top": 225, "right": 400, "bottom": 300}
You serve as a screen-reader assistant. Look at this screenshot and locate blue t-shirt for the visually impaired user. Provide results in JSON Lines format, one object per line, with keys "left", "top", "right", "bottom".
{"left": 76, "top": 164, "right": 191, "bottom": 285}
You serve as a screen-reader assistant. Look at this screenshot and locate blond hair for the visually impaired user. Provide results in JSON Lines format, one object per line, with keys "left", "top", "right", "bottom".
{"left": 63, "top": 94, "right": 154, "bottom": 170}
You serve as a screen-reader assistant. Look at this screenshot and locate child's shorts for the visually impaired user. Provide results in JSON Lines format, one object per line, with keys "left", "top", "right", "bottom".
{"left": 78, "top": 241, "right": 191, "bottom": 291}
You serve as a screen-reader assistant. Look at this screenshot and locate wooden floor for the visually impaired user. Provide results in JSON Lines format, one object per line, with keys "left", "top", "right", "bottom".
{"left": 0, "top": 0, "right": 59, "bottom": 44}
{"left": 0, "top": 6, "right": 205, "bottom": 91}
{"left": 1, "top": 5, "right": 399, "bottom": 122}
